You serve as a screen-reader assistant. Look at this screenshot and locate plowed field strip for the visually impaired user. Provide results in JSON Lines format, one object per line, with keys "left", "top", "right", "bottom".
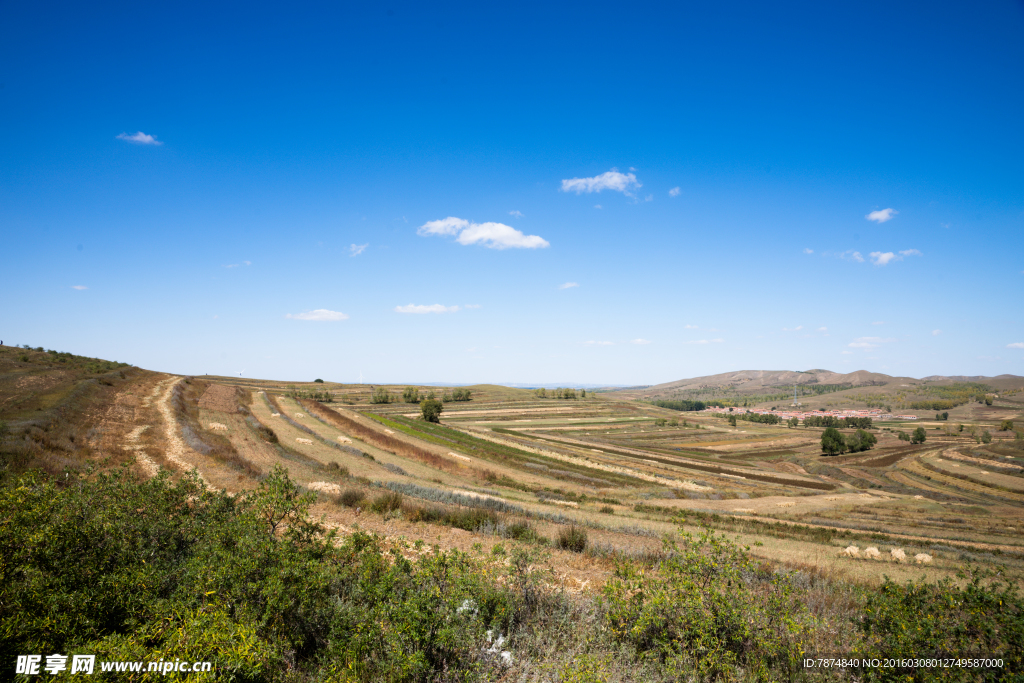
{"left": 900, "top": 460, "right": 1024, "bottom": 503}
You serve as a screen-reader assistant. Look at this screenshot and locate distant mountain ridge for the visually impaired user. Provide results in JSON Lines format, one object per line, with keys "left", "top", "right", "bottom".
{"left": 610, "top": 369, "right": 1024, "bottom": 401}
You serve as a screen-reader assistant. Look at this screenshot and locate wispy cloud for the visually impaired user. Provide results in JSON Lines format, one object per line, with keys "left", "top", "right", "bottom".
{"left": 687, "top": 339, "right": 724, "bottom": 344}
{"left": 668, "top": 187, "right": 681, "bottom": 197}
{"left": 870, "top": 249, "right": 921, "bottom": 266}
{"left": 559, "top": 282, "right": 579, "bottom": 290}
{"left": 817, "top": 327, "right": 828, "bottom": 332}
{"left": 349, "top": 243, "right": 368, "bottom": 256}
{"left": 509, "top": 210, "right": 523, "bottom": 218}
{"left": 866, "top": 208, "right": 897, "bottom": 223}
{"left": 71, "top": 285, "right": 88, "bottom": 290}
{"left": 1008, "top": 342, "right": 1024, "bottom": 349}
{"left": 395, "top": 304, "right": 459, "bottom": 314}
{"left": 803, "top": 248, "right": 814, "bottom": 254}
{"left": 630, "top": 338, "right": 651, "bottom": 345}
{"left": 286, "top": 309, "right": 349, "bottom": 321}
{"left": 684, "top": 324, "right": 698, "bottom": 329}
{"left": 644, "top": 194, "right": 654, "bottom": 202}
{"left": 560, "top": 170, "right": 641, "bottom": 196}
{"left": 783, "top": 325, "right": 803, "bottom": 332}
{"left": 594, "top": 204, "right": 602, "bottom": 210}
{"left": 872, "top": 321, "right": 885, "bottom": 325}
{"left": 839, "top": 250, "right": 865, "bottom": 262}
{"left": 116, "top": 131, "right": 162, "bottom": 145}
{"left": 848, "top": 336, "right": 896, "bottom": 349}
{"left": 418, "top": 217, "right": 549, "bottom": 249}
{"left": 584, "top": 340, "right": 614, "bottom": 346}
{"left": 932, "top": 329, "right": 942, "bottom": 336}
{"left": 224, "top": 261, "right": 252, "bottom": 269}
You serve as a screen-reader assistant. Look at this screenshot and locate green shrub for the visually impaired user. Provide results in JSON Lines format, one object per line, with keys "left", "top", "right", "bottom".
{"left": 556, "top": 525, "right": 588, "bottom": 553}
{"left": 370, "top": 490, "right": 403, "bottom": 514}
{"left": 856, "top": 571, "right": 1024, "bottom": 679}
{"left": 599, "top": 505, "right": 615, "bottom": 514}
{"left": 402, "top": 386, "right": 421, "bottom": 403}
{"left": 337, "top": 488, "right": 365, "bottom": 507}
{"left": 0, "top": 466, "right": 513, "bottom": 681}
{"left": 601, "top": 527, "right": 808, "bottom": 680}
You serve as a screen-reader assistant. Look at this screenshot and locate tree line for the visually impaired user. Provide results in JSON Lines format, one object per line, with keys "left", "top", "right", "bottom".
{"left": 802, "top": 415, "right": 874, "bottom": 429}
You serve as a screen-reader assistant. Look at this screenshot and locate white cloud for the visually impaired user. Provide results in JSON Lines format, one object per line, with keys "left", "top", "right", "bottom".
{"left": 584, "top": 340, "right": 614, "bottom": 346}
{"left": 1008, "top": 342, "right": 1024, "bottom": 349}
{"left": 848, "top": 336, "right": 896, "bottom": 349}
{"left": 594, "top": 204, "right": 602, "bottom": 210}
{"left": 509, "top": 210, "right": 524, "bottom": 218}
{"left": 116, "top": 131, "right": 162, "bottom": 145}
{"left": 872, "top": 321, "right": 885, "bottom": 325}
{"left": 668, "top": 187, "right": 681, "bottom": 197}
{"left": 286, "top": 309, "right": 349, "bottom": 321}
{"left": 685, "top": 324, "right": 698, "bottom": 329}
{"left": 803, "top": 248, "right": 814, "bottom": 254}
{"left": 350, "top": 243, "right": 369, "bottom": 256}
{"left": 866, "top": 208, "right": 897, "bottom": 223}
{"left": 644, "top": 194, "right": 654, "bottom": 202}
{"left": 839, "top": 250, "right": 865, "bottom": 262}
{"left": 418, "top": 217, "right": 469, "bottom": 236}
{"left": 630, "top": 338, "right": 651, "bottom": 345}
{"left": 395, "top": 304, "right": 459, "bottom": 314}
{"left": 817, "top": 327, "right": 828, "bottom": 332}
{"left": 71, "top": 285, "right": 88, "bottom": 290}
{"left": 687, "top": 339, "right": 724, "bottom": 344}
{"left": 870, "top": 249, "right": 921, "bottom": 266}
{"left": 419, "top": 216, "right": 549, "bottom": 249}
{"left": 224, "top": 261, "right": 252, "bottom": 268}
{"left": 559, "top": 282, "right": 579, "bottom": 290}
{"left": 560, "top": 170, "right": 641, "bottom": 196}
{"left": 932, "top": 329, "right": 942, "bottom": 336}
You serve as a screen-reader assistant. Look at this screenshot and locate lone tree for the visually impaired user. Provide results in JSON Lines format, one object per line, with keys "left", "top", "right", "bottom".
{"left": 787, "top": 417, "right": 799, "bottom": 428}
{"left": 314, "top": 378, "right": 324, "bottom": 383}
{"left": 821, "top": 427, "right": 846, "bottom": 455}
{"left": 911, "top": 426, "right": 927, "bottom": 444}
{"left": 1001, "top": 420, "right": 1014, "bottom": 432}
{"left": 420, "top": 398, "right": 443, "bottom": 423}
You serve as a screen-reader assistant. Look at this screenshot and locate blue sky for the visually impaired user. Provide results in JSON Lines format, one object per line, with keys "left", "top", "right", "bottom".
{"left": 2, "top": 0, "right": 1022, "bottom": 385}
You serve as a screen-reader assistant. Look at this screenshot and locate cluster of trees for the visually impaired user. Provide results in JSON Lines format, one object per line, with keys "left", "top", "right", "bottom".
{"left": 288, "top": 387, "right": 333, "bottom": 402}
{"left": 820, "top": 427, "right": 877, "bottom": 455}
{"left": 535, "top": 388, "right": 582, "bottom": 400}
{"left": 402, "top": 387, "right": 422, "bottom": 403}
{"left": 802, "top": 415, "right": 874, "bottom": 429}
{"left": 896, "top": 427, "right": 927, "bottom": 444}
{"left": 909, "top": 400, "right": 958, "bottom": 411}
{"left": 369, "top": 387, "right": 393, "bottom": 404}
{"left": 1001, "top": 420, "right": 1015, "bottom": 431}
{"left": 442, "top": 388, "right": 472, "bottom": 402}
{"left": 652, "top": 399, "right": 708, "bottom": 411}
{"left": 722, "top": 412, "right": 782, "bottom": 425}
{"left": 935, "top": 412, "right": 950, "bottom": 420}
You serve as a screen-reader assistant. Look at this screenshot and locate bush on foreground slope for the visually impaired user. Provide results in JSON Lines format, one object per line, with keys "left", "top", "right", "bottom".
{"left": 1, "top": 464, "right": 1022, "bottom": 682}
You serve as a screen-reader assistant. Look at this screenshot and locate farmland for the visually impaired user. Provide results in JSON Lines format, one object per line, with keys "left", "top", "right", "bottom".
{"left": 3, "top": 345, "right": 1023, "bottom": 680}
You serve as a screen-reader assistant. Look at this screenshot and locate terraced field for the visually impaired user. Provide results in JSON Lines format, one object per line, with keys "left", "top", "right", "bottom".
{"left": 179, "top": 375, "right": 1024, "bottom": 588}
